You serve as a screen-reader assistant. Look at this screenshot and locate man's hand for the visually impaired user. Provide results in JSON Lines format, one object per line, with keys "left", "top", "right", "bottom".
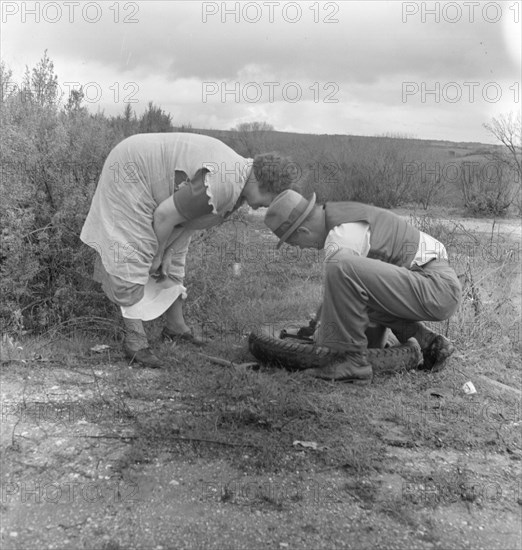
{"left": 297, "top": 318, "right": 317, "bottom": 339}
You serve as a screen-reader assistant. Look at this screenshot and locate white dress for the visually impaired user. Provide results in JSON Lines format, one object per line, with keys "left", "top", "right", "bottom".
{"left": 80, "top": 133, "right": 252, "bottom": 320}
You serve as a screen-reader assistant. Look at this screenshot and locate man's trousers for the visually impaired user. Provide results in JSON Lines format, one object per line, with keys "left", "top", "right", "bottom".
{"left": 316, "top": 250, "right": 461, "bottom": 352}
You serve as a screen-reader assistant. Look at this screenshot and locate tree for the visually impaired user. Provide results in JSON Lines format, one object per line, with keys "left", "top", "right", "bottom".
{"left": 483, "top": 112, "right": 522, "bottom": 213}
{"left": 483, "top": 112, "right": 522, "bottom": 179}
{"left": 22, "top": 49, "right": 60, "bottom": 107}
{"left": 230, "top": 121, "right": 275, "bottom": 157}
{"left": 108, "top": 104, "right": 138, "bottom": 138}
{"left": 139, "top": 101, "right": 173, "bottom": 133}
{"left": 64, "top": 87, "right": 86, "bottom": 115}
{"left": 0, "top": 61, "right": 15, "bottom": 103}
{"left": 123, "top": 102, "right": 134, "bottom": 123}
{"left": 235, "top": 121, "right": 274, "bottom": 133}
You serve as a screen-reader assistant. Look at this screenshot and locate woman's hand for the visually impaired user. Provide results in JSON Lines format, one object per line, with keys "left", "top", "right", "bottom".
{"left": 159, "top": 248, "right": 174, "bottom": 279}
{"left": 149, "top": 251, "right": 164, "bottom": 278}
{"left": 149, "top": 247, "right": 174, "bottom": 281}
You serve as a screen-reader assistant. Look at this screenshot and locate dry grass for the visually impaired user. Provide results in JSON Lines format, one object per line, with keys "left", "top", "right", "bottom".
{"left": 2, "top": 206, "right": 520, "bottom": 538}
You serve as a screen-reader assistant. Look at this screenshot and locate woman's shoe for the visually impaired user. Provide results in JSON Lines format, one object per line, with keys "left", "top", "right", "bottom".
{"left": 161, "top": 327, "right": 205, "bottom": 346}
{"left": 123, "top": 346, "right": 162, "bottom": 368}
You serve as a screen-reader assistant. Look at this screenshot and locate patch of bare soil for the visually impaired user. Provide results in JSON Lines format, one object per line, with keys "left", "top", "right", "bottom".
{"left": 1, "top": 350, "right": 520, "bottom": 550}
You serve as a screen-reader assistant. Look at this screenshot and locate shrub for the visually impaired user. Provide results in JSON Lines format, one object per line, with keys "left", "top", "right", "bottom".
{"left": 458, "top": 160, "right": 516, "bottom": 217}
{"left": 0, "top": 56, "right": 121, "bottom": 333}
{"left": 298, "top": 136, "right": 420, "bottom": 208}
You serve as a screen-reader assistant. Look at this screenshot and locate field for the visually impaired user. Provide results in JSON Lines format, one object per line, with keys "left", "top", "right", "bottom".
{"left": 1, "top": 205, "right": 520, "bottom": 550}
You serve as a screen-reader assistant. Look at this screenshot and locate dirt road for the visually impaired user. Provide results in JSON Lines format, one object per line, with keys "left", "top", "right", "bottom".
{"left": 1, "top": 353, "right": 520, "bottom": 550}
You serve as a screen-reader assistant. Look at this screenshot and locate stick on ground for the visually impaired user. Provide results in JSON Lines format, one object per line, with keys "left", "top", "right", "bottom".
{"left": 198, "top": 353, "right": 258, "bottom": 369}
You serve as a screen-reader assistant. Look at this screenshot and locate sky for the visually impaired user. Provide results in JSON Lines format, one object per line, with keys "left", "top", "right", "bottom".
{"left": 1, "top": 0, "right": 520, "bottom": 143}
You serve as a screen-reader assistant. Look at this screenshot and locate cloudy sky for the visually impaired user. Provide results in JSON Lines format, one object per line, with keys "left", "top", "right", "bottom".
{"left": 1, "top": 0, "right": 520, "bottom": 143}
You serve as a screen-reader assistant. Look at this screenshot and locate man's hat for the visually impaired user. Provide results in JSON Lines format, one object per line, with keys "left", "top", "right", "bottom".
{"left": 264, "top": 190, "right": 316, "bottom": 249}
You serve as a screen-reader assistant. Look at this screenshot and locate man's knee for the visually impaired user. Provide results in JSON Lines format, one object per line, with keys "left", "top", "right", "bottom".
{"left": 324, "top": 250, "right": 361, "bottom": 282}
{"left": 428, "top": 277, "right": 461, "bottom": 321}
{"left": 429, "top": 295, "right": 460, "bottom": 322}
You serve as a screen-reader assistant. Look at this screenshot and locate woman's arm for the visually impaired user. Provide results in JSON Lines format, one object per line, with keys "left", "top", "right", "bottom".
{"left": 152, "top": 198, "right": 187, "bottom": 254}
{"left": 153, "top": 167, "right": 212, "bottom": 250}
{"left": 150, "top": 198, "right": 186, "bottom": 276}
{"left": 150, "top": 168, "right": 213, "bottom": 277}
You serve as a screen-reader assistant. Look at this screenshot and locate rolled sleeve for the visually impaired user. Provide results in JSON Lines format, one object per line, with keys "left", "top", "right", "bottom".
{"left": 173, "top": 175, "right": 213, "bottom": 221}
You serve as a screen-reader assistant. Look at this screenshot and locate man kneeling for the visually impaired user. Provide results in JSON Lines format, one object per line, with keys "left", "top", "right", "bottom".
{"left": 264, "top": 190, "right": 461, "bottom": 384}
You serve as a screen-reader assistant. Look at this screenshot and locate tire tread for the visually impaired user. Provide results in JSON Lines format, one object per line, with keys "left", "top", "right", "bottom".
{"left": 248, "top": 331, "right": 422, "bottom": 373}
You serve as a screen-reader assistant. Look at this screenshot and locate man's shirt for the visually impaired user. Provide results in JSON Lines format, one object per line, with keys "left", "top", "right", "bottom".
{"left": 324, "top": 222, "right": 448, "bottom": 266}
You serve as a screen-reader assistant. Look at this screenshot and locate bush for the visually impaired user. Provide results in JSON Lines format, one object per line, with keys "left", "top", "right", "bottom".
{"left": 458, "top": 160, "right": 516, "bottom": 217}
{"left": 0, "top": 53, "right": 217, "bottom": 334}
{"left": 408, "top": 151, "right": 447, "bottom": 210}
{"left": 0, "top": 56, "right": 121, "bottom": 333}
{"left": 298, "top": 136, "right": 421, "bottom": 208}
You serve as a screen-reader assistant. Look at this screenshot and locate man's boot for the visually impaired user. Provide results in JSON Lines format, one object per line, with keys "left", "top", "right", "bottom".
{"left": 414, "top": 323, "right": 455, "bottom": 371}
{"left": 306, "top": 351, "right": 373, "bottom": 384}
{"left": 392, "top": 322, "right": 454, "bottom": 372}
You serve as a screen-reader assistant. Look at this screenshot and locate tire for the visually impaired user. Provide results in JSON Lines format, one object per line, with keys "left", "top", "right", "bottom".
{"left": 248, "top": 331, "right": 423, "bottom": 374}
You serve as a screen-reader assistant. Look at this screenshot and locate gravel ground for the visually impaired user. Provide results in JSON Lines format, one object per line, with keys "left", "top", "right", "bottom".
{"left": 1, "top": 359, "right": 520, "bottom": 550}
